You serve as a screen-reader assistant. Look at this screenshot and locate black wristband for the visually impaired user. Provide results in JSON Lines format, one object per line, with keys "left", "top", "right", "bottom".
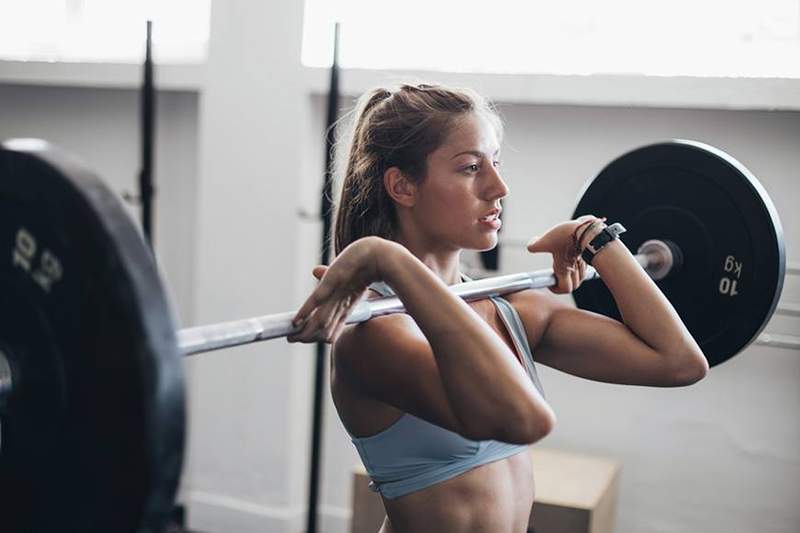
{"left": 581, "top": 223, "right": 626, "bottom": 265}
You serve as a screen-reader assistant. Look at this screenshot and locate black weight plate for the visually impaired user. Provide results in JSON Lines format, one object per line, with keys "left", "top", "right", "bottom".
{"left": 573, "top": 140, "right": 785, "bottom": 367}
{"left": 0, "top": 139, "right": 185, "bottom": 533}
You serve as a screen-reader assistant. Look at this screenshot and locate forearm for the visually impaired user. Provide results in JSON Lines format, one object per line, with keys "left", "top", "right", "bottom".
{"left": 589, "top": 238, "right": 703, "bottom": 359}
{"left": 378, "top": 242, "right": 553, "bottom": 440}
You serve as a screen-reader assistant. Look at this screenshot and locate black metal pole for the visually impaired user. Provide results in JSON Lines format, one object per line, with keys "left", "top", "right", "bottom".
{"left": 139, "top": 20, "right": 156, "bottom": 248}
{"left": 306, "top": 22, "right": 340, "bottom": 533}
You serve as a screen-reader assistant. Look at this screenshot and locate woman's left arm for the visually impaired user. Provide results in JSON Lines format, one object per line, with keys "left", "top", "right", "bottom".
{"left": 520, "top": 220, "right": 709, "bottom": 387}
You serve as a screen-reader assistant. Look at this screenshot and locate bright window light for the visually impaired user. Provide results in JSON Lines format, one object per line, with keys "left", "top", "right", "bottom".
{"left": 302, "top": 0, "right": 800, "bottom": 78}
{"left": 0, "top": 0, "right": 210, "bottom": 63}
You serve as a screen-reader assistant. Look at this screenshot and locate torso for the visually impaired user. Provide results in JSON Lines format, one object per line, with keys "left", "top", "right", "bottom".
{"left": 331, "top": 291, "right": 549, "bottom": 533}
{"left": 377, "top": 449, "right": 534, "bottom": 533}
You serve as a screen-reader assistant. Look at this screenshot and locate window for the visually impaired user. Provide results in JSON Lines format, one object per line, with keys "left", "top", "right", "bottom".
{"left": 0, "top": 0, "right": 211, "bottom": 63}
{"left": 302, "top": 0, "right": 800, "bottom": 78}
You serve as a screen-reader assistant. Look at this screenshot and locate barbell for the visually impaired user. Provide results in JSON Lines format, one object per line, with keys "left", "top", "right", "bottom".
{"left": 0, "top": 138, "right": 788, "bottom": 532}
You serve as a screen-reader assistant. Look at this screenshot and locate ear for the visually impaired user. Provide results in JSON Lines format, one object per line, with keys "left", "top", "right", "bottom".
{"left": 383, "top": 166, "right": 417, "bottom": 208}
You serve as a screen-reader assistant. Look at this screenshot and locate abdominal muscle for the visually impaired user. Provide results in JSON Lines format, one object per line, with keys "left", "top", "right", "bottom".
{"left": 378, "top": 449, "right": 535, "bottom": 533}
{"left": 336, "top": 296, "right": 539, "bottom": 533}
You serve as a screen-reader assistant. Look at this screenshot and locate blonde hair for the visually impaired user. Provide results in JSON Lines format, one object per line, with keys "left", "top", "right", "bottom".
{"left": 332, "top": 83, "right": 502, "bottom": 255}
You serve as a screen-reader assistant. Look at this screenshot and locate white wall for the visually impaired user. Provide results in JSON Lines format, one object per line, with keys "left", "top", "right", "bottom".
{"left": 0, "top": 83, "right": 199, "bottom": 327}
{"left": 184, "top": 1, "right": 314, "bottom": 532}
{"left": 1, "top": 3, "right": 799, "bottom": 533}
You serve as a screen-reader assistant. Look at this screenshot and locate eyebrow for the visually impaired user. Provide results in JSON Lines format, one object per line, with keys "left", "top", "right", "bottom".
{"left": 450, "top": 149, "right": 501, "bottom": 160}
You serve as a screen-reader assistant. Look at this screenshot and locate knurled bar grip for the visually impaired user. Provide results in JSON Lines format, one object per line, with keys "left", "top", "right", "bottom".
{"left": 177, "top": 251, "right": 655, "bottom": 356}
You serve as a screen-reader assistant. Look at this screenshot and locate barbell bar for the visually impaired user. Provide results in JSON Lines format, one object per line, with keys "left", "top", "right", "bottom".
{"left": 0, "top": 245, "right": 667, "bottom": 409}
{"left": 175, "top": 238, "right": 797, "bottom": 357}
{"left": 176, "top": 240, "right": 673, "bottom": 355}
{"left": 0, "top": 138, "right": 791, "bottom": 533}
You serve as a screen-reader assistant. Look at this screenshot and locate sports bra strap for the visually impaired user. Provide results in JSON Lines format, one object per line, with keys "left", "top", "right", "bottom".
{"left": 367, "top": 280, "right": 394, "bottom": 297}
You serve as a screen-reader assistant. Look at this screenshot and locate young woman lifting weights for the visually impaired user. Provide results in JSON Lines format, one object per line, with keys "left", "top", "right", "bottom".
{"left": 289, "top": 84, "right": 708, "bottom": 533}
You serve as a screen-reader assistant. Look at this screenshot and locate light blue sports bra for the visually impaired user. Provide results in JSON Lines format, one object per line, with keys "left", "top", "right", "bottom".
{"left": 349, "top": 278, "right": 545, "bottom": 500}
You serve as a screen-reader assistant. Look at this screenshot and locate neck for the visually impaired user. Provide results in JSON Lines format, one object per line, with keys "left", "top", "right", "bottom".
{"left": 394, "top": 230, "right": 463, "bottom": 285}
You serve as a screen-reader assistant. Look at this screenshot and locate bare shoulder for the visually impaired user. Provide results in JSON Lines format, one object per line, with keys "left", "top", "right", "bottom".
{"left": 331, "top": 300, "right": 469, "bottom": 436}
{"left": 331, "top": 313, "right": 418, "bottom": 435}
{"left": 333, "top": 284, "right": 427, "bottom": 394}
{"left": 503, "top": 289, "right": 572, "bottom": 348}
{"left": 334, "top": 311, "right": 425, "bottom": 380}
{"left": 503, "top": 287, "right": 567, "bottom": 317}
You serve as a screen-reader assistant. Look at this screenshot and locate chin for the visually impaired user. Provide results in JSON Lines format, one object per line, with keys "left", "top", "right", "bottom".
{"left": 470, "top": 233, "right": 499, "bottom": 252}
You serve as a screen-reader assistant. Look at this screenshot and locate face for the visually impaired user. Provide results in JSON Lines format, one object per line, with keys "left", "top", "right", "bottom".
{"left": 409, "top": 112, "right": 508, "bottom": 251}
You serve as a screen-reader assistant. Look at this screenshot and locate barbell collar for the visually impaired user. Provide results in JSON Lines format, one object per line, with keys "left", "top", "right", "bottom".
{"left": 177, "top": 246, "right": 667, "bottom": 356}
{"left": 636, "top": 239, "right": 678, "bottom": 280}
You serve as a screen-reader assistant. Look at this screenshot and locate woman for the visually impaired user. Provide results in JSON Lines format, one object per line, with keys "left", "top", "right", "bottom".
{"left": 289, "top": 84, "right": 708, "bottom": 533}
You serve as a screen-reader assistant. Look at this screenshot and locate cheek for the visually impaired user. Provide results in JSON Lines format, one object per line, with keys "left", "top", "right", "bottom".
{"left": 425, "top": 181, "right": 473, "bottom": 211}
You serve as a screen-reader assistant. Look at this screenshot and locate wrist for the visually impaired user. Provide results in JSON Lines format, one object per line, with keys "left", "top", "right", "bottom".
{"left": 578, "top": 220, "right": 607, "bottom": 251}
{"left": 373, "top": 239, "right": 412, "bottom": 284}
{"left": 589, "top": 238, "right": 626, "bottom": 267}
{"left": 581, "top": 222, "right": 627, "bottom": 265}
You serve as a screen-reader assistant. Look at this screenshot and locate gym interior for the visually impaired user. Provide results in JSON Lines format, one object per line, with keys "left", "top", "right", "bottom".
{"left": 0, "top": 2, "right": 798, "bottom": 533}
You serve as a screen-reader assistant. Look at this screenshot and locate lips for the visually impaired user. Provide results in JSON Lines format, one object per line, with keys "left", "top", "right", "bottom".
{"left": 479, "top": 208, "right": 501, "bottom": 222}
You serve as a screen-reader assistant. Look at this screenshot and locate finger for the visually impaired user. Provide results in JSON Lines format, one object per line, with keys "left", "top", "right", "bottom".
{"left": 288, "top": 310, "right": 320, "bottom": 343}
{"left": 333, "top": 297, "right": 355, "bottom": 326}
{"left": 563, "top": 245, "right": 580, "bottom": 265}
{"left": 574, "top": 214, "right": 596, "bottom": 224}
{"left": 328, "top": 298, "right": 357, "bottom": 341}
{"left": 312, "top": 265, "right": 328, "bottom": 280}
{"left": 321, "top": 298, "right": 346, "bottom": 332}
{"left": 313, "top": 297, "right": 342, "bottom": 336}
{"left": 526, "top": 235, "right": 546, "bottom": 253}
{"left": 289, "top": 308, "right": 323, "bottom": 343}
{"left": 293, "top": 280, "right": 336, "bottom": 325}
{"left": 550, "top": 263, "right": 566, "bottom": 294}
{"left": 299, "top": 297, "right": 338, "bottom": 342}
{"left": 330, "top": 319, "right": 348, "bottom": 344}
{"left": 551, "top": 269, "right": 570, "bottom": 294}
{"left": 293, "top": 290, "right": 322, "bottom": 325}
{"left": 296, "top": 287, "right": 355, "bottom": 341}
{"left": 322, "top": 318, "right": 339, "bottom": 343}
{"left": 320, "top": 304, "right": 346, "bottom": 343}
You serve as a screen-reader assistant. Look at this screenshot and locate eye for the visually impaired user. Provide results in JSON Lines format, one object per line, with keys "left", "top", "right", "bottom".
{"left": 492, "top": 160, "right": 502, "bottom": 168}
{"left": 462, "top": 163, "right": 481, "bottom": 173}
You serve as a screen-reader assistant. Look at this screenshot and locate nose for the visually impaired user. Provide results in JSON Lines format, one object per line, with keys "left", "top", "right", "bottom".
{"left": 483, "top": 163, "right": 509, "bottom": 201}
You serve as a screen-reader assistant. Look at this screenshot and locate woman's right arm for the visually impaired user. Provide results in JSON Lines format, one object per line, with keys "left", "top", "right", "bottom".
{"left": 291, "top": 237, "right": 555, "bottom": 444}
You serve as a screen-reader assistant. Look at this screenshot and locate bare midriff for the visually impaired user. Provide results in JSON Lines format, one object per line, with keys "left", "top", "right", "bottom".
{"left": 334, "top": 296, "right": 540, "bottom": 533}
{"left": 378, "top": 449, "right": 535, "bottom": 533}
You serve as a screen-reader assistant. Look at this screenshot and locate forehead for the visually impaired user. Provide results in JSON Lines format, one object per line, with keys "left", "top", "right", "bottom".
{"left": 437, "top": 112, "right": 501, "bottom": 157}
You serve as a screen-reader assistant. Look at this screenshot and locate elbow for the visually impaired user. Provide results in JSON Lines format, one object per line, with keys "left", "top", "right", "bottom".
{"left": 491, "top": 405, "right": 557, "bottom": 445}
{"left": 668, "top": 349, "right": 709, "bottom": 386}
{"left": 458, "top": 393, "right": 557, "bottom": 444}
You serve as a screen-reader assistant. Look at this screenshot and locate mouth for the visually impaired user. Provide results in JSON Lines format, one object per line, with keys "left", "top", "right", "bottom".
{"left": 478, "top": 209, "right": 502, "bottom": 230}
{"left": 478, "top": 209, "right": 501, "bottom": 222}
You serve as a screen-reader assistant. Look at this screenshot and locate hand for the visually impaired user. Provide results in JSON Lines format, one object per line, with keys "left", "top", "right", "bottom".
{"left": 288, "top": 236, "right": 387, "bottom": 344}
{"left": 526, "top": 215, "right": 600, "bottom": 294}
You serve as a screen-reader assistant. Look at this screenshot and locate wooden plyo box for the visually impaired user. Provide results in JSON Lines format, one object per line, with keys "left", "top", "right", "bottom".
{"left": 528, "top": 448, "right": 621, "bottom": 533}
{"left": 351, "top": 448, "right": 621, "bottom": 533}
